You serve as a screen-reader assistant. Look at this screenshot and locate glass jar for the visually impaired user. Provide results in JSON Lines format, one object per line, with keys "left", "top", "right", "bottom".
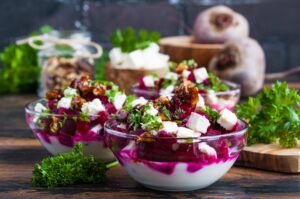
{"left": 37, "top": 30, "right": 95, "bottom": 97}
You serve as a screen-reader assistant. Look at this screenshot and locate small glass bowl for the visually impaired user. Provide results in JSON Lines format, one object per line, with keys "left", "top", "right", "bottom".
{"left": 131, "top": 81, "right": 241, "bottom": 111}
{"left": 104, "top": 119, "right": 248, "bottom": 191}
{"left": 25, "top": 99, "right": 115, "bottom": 162}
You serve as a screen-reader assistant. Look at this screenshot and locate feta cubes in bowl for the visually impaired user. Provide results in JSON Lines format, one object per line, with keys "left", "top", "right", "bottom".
{"left": 131, "top": 59, "right": 240, "bottom": 111}
{"left": 105, "top": 84, "right": 248, "bottom": 191}
{"left": 25, "top": 75, "right": 128, "bottom": 162}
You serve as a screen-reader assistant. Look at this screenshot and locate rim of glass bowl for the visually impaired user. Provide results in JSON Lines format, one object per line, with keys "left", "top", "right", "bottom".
{"left": 25, "top": 99, "right": 102, "bottom": 117}
{"left": 104, "top": 118, "right": 248, "bottom": 142}
{"left": 131, "top": 80, "right": 241, "bottom": 97}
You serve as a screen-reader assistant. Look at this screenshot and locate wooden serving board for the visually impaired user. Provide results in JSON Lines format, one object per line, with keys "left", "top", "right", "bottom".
{"left": 236, "top": 142, "right": 300, "bottom": 173}
{"left": 160, "top": 35, "right": 223, "bottom": 67}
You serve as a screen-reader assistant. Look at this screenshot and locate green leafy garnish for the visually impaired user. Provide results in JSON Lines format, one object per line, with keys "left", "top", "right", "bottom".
{"left": 102, "top": 81, "right": 120, "bottom": 102}
{"left": 129, "top": 108, "right": 143, "bottom": 130}
{"left": 123, "top": 95, "right": 135, "bottom": 111}
{"left": 79, "top": 112, "right": 90, "bottom": 122}
{"left": 237, "top": 81, "right": 300, "bottom": 148}
{"left": 31, "top": 143, "right": 118, "bottom": 188}
{"left": 95, "top": 51, "right": 109, "bottom": 81}
{"left": 141, "top": 104, "right": 162, "bottom": 131}
{"left": 207, "top": 73, "right": 229, "bottom": 92}
{"left": 162, "top": 106, "right": 172, "bottom": 120}
{"left": 204, "top": 106, "right": 219, "bottom": 125}
{"left": 110, "top": 27, "right": 160, "bottom": 53}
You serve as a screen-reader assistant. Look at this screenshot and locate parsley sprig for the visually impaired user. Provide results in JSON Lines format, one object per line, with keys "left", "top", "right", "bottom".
{"left": 110, "top": 27, "right": 160, "bottom": 53}
{"left": 237, "top": 81, "right": 300, "bottom": 148}
{"left": 31, "top": 143, "right": 118, "bottom": 188}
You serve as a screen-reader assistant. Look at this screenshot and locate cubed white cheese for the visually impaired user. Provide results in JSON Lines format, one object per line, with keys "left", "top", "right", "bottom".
{"left": 186, "top": 112, "right": 210, "bottom": 134}
{"left": 131, "top": 97, "right": 148, "bottom": 107}
{"left": 193, "top": 67, "right": 208, "bottom": 84}
{"left": 113, "top": 92, "right": 127, "bottom": 110}
{"left": 64, "top": 87, "right": 78, "bottom": 97}
{"left": 217, "top": 108, "right": 238, "bottom": 130}
{"left": 177, "top": 127, "right": 195, "bottom": 138}
{"left": 81, "top": 99, "right": 105, "bottom": 116}
{"left": 57, "top": 97, "right": 73, "bottom": 109}
{"left": 34, "top": 103, "right": 47, "bottom": 112}
{"left": 198, "top": 142, "right": 217, "bottom": 157}
{"left": 162, "top": 121, "right": 178, "bottom": 133}
{"left": 206, "top": 90, "right": 218, "bottom": 105}
{"left": 196, "top": 94, "right": 206, "bottom": 110}
{"left": 143, "top": 75, "right": 156, "bottom": 87}
{"left": 127, "top": 50, "right": 145, "bottom": 68}
{"left": 90, "top": 124, "right": 102, "bottom": 134}
{"left": 109, "top": 48, "right": 124, "bottom": 65}
{"left": 165, "top": 72, "right": 178, "bottom": 80}
{"left": 159, "top": 85, "right": 175, "bottom": 97}
{"left": 143, "top": 43, "right": 160, "bottom": 54}
{"left": 182, "top": 70, "right": 191, "bottom": 78}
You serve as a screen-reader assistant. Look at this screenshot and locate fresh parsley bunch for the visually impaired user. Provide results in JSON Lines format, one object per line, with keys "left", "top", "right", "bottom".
{"left": 31, "top": 143, "right": 118, "bottom": 188}
{"left": 110, "top": 27, "right": 160, "bottom": 53}
{"left": 237, "top": 81, "right": 300, "bottom": 148}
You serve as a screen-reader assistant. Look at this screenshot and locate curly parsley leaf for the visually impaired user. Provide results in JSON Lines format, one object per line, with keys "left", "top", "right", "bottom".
{"left": 204, "top": 106, "right": 219, "bottom": 125}
{"left": 110, "top": 27, "right": 160, "bottom": 53}
{"left": 31, "top": 143, "right": 118, "bottom": 188}
{"left": 237, "top": 81, "right": 300, "bottom": 148}
{"left": 207, "top": 73, "right": 229, "bottom": 92}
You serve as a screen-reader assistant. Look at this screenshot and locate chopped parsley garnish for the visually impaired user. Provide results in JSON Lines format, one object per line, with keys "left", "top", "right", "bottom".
{"left": 79, "top": 112, "right": 90, "bottom": 122}
{"left": 161, "top": 106, "right": 172, "bottom": 120}
{"left": 204, "top": 106, "right": 219, "bottom": 125}
{"left": 110, "top": 27, "right": 160, "bottom": 53}
{"left": 208, "top": 73, "right": 229, "bottom": 92}
{"left": 237, "top": 81, "right": 300, "bottom": 148}
{"left": 180, "top": 59, "right": 197, "bottom": 68}
{"left": 123, "top": 95, "right": 135, "bottom": 111}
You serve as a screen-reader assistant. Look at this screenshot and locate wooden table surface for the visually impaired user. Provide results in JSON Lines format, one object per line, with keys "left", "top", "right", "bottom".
{"left": 0, "top": 95, "right": 300, "bottom": 199}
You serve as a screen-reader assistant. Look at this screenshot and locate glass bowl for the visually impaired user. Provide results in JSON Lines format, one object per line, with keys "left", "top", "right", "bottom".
{"left": 131, "top": 80, "right": 241, "bottom": 111}
{"left": 25, "top": 99, "right": 115, "bottom": 162}
{"left": 104, "top": 119, "right": 248, "bottom": 191}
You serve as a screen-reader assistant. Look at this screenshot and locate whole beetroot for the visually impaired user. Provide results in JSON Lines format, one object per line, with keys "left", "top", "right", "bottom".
{"left": 208, "top": 38, "right": 265, "bottom": 96}
{"left": 193, "top": 5, "right": 249, "bottom": 44}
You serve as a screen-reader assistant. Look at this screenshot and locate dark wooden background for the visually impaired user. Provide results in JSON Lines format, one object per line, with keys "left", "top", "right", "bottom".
{"left": 1, "top": 0, "right": 300, "bottom": 80}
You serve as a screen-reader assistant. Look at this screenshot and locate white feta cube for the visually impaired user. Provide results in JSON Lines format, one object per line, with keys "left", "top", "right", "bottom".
{"left": 90, "top": 124, "right": 102, "bottom": 134}
{"left": 193, "top": 67, "right": 208, "bottom": 84}
{"left": 177, "top": 127, "right": 195, "bottom": 138}
{"left": 81, "top": 99, "right": 105, "bottom": 116}
{"left": 127, "top": 50, "right": 145, "bottom": 68}
{"left": 143, "top": 43, "right": 160, "bottom": 54}
{"left": 162, "top": 121, "right": 178, "bottom": 133}
{"left": 207, "top": 90, "right": 218, "bottom": 105}
{"left": 186, "top": 112, "right": 210, "bottom": 134}
{"left": 198, "top": 142, "right": 217, "bottom": 157}
{"left": 131, "top": 97, "right": 148, "bottom": 107}
{"left": 143, "top": 75, "right": 156, "bottom": 87}
{"left": 113, "top": 92, "right": 127, "bottom": 110}
{"left": 109, "top": 48, "right": 124, "bottom": 65}
{"left": 165, "top": 72, "right": 178, "bottom": 80}
{"left": 217, "top": 108, "right": 238, "bottom": 130}
{"left": 182, "top": 70, "right": 191, "bottom": 78}
{"left": 64, "top": 87, "right": 78, "bottom": 97}
{"left": 57, "top": 97, "right": 73, "bottom": 109}
{"left": 34, "top": 103, "right": 47, "bottom": 113}
{"left": 159, "top": 85, "right": 175, "bottom": 97}
{"left": 196, "top": 94, "right": 206, "bottom": 110}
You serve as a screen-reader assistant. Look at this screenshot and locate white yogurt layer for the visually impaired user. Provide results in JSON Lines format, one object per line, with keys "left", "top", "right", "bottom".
{"left": 122, "top": 159, "right": 236, "bottom": 191}
{"left": 36, "top": 133, "right": 115, "bottom": 162}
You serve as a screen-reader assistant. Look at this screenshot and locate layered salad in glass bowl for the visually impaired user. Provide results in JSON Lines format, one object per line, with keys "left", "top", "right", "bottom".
{"left": 105, "top": 83, "right": 248, "bottom": 191}
{"left": 25, "top": 75, "right": 128, "bottom": 162}
{"left": 132, "top": 59, "right": 240, "bottom": 111}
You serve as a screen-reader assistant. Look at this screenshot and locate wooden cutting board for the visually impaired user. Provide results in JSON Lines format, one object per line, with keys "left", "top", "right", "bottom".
{"left": 236, "top": 142, "right": 300, "bottom": 173}
{"left": 160, "top": 35, "right": 223, "bottom": 67}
